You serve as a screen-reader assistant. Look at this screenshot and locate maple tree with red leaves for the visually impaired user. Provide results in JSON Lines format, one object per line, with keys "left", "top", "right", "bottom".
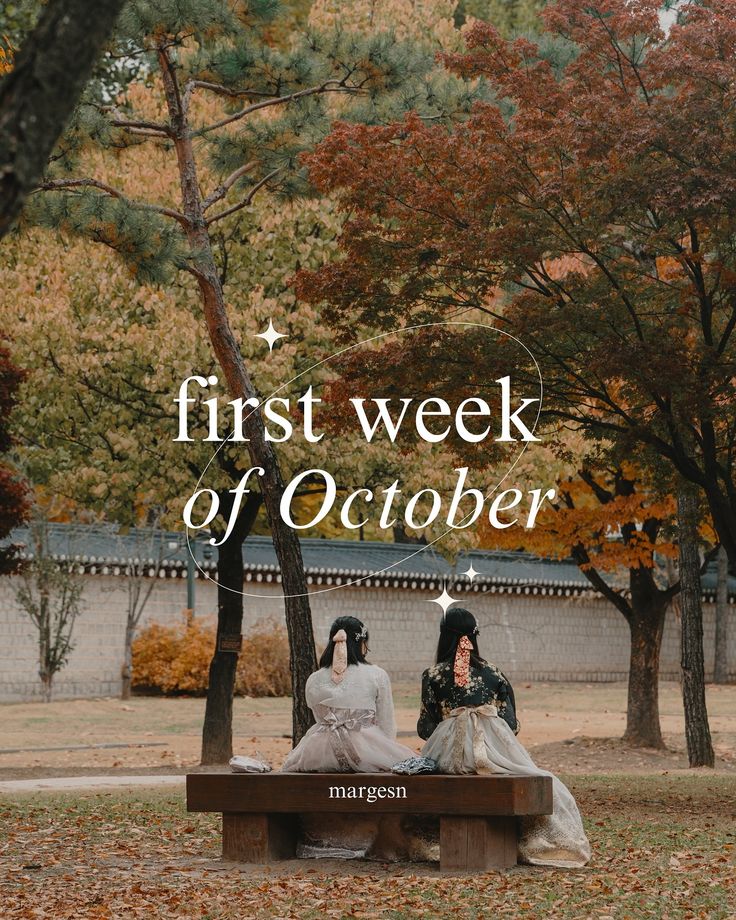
{"left": 298, "top": 0, "right": 736, "bottom": 764}
{"left": 298, "top": 0, "right": 736, "bottom": 573}
{"left": 0, "top": 338, "right": 30, "bottom": 574}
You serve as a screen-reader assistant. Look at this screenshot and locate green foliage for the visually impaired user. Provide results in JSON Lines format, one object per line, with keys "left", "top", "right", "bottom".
{"left": 194, "top": 35, "right": 319, "bottom": 92}
{"left": 25, "top": 190, "right": 189, "bottom": 284}
{"left": 117, "top": 0, "right": 241, "bottom": 44}
{"left": 24, "top": 0, "right": 484, "bottom": 282}
{"left": 344, "top": 69, "right": 486, "bottom": 126}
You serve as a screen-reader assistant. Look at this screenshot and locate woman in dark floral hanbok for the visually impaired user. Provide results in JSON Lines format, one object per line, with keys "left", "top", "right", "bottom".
{"left": 418, "top": 607, "right": 591, "bottom": 868}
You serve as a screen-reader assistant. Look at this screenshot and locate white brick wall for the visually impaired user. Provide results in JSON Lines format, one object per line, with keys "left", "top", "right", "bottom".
{"left": 0, "top": 571, "right": 733, "bottom": 701}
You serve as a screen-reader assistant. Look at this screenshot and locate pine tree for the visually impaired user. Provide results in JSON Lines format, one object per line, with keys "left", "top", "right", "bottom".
{"left": 20, "top": 0, "right": 479, "bottom": 756}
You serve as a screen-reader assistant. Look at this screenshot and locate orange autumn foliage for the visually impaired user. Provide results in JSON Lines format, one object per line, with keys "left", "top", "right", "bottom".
{"left": 0, "top": 37, "right": 12, "bottom": 74}
{"left": 482, "top": 464, "right": 679, "bottom": 573}
{"left": 132, "top": 614, "right": 291, "bottom": 697}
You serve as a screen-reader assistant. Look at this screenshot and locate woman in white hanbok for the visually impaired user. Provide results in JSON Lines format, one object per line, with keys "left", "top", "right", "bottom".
{"left": 282, "top": 616, "right": 415, "bottom": 773}
{"left": 419, "top": 607, "right": 591, "bottom": 868}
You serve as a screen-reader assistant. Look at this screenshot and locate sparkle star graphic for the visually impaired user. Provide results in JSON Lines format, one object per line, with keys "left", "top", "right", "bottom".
{"left": 255, "top": 318, "right": 288, "bottom": 352}
{"left": 461, "top": 563, "right": 479, "bottom": 582}
{"left": 429, "top": 584, "right": 461, "bottom": 614}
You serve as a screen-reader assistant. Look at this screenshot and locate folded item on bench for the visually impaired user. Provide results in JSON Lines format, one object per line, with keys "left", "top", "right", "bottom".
{"left": 391, "top": 756, "right": 438, "bottom": 775}
{"left": 229, "top": 755, "right": 272, "bottom": 773}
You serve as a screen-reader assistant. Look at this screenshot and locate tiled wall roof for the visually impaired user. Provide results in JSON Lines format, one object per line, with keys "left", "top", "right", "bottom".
{"left": 4, "top": 522, "right": 734, "bottom": 600}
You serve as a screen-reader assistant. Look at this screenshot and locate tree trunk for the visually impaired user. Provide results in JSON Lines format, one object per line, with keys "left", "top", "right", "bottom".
{"left": 714, "top": 544, "right": 729, "bottom": 684}
{"left": 39, "top": 595, "right": 51, "bottom": 702}
{"left": 201, "top": 490, "right": 262, "bottom": 764}
{"left": 159, "top": 49, "right": 317, "bottom": 748}
{"left": 677, "top": 487, "right": 715, "bottom": 767}
{"left": 201, "top": 532, "right": 245, "bottom": 764}
{"left": 0, "top": 0, "right": 127, "bottom": 238}
{"left": 121, "top": 620, "right": 135, "bottom": 700}
{"left": 574, "top": 542, "right": 668, "bottom": 749}
{"left": 40, "top": 670, "right": 52, "bottom": 703}
{"left": 623, "top": 591, "right": 666, "bottom": 749}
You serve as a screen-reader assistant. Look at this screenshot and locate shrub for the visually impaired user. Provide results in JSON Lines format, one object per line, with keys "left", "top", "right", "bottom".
{"left": 131, "top": 614, "right": 291, "bottom": 697}
{"left": 236, "top": 618, "right": 291, "bottom": 697}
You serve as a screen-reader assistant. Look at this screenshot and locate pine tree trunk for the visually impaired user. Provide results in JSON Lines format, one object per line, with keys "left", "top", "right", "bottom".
{"left": 158, "top": 49, "right": 317, "bottom": 750}
{"left": 201, "top": 532, "right": 243, "bottom": 764}
{"left": 623, "top": 595, "right": 666, "bottom": 749}
{"left": 200, "top": 491, "right": 262, "bottom": 765}
{"left": 0, "top": 0, "right": 127, "bottom": 238}
{"left": 714, "top": 544, "right": 729, "bottom": 684}
{"left": 677, "top": 487, "right": 715, "bottom": 767}
{"left": 121, "top": 621, "right": 135, "bottom": 700}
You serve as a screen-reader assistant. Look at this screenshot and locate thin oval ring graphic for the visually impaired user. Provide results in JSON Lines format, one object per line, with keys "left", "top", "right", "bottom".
{"left": 185, "top": 321, "right": 543, "bottom": 598}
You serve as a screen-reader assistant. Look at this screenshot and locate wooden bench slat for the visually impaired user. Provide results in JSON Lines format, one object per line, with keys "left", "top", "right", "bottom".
{"left": 187, "top": 773, "right": 553, "bottom": 816}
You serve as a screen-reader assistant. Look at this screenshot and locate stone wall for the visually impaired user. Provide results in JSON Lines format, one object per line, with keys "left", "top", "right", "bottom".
{"left": 0, "top": 571, "right": 733, "bottom": 702}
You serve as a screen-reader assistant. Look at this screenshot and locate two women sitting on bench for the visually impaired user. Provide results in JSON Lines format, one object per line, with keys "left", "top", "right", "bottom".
{"left": 282, "top": 609, "right": 591, "bottom": 867}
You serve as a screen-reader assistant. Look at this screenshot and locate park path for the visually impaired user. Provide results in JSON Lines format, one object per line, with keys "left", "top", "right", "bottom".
{"left": 0, "top": 774, "right": 185, "bottom": 793}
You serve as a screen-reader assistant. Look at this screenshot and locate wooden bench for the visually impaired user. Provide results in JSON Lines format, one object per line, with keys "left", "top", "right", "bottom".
{"left": 186, "top": 772, "right": 553, "bottom": 872}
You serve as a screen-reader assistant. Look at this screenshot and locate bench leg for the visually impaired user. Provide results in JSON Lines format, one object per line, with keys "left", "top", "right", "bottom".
{"left": 222, "top": 813, "right": 298, "bottom": 862}
{"left": 440, "top": 816, "right": 517, "bottom": 872}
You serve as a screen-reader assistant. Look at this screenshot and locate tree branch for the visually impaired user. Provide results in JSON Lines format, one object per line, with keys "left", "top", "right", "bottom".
{"left": 37, "top": 178, "right": 189, "bottom": 228}
{"left": 205, "top": 168, "right": 281, "bottom": 226}
{"left": 198, "top": 82, "right": 363, "bottom": 135}
{"left": 202, "top": 161, "right": 258, "bottom": 210}
{"left": 187, "top": 79, "right": 274, "bottom": 100}
{"left": 109, "top": 118, "right": 172, "bottom": 138}
{"left": 570, "top": 544, "right": 632, "bottom": 621}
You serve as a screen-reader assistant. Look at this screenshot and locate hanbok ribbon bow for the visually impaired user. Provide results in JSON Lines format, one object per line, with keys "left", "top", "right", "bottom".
{"left": 449, "top": 703, "right": 500, "bottom": 775}
{"left": 316, "top": 708, "right": 375, "bottom": 771}
{"left": 318, "top": 709, "right": 375, "bottom": 732}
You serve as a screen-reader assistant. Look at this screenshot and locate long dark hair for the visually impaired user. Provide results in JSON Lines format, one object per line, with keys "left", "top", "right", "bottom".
{"left": 436, "top": 607, "right": 484, "bottom": 668}
{"left": 318, "top": 616, "right": 369, "bottom": 669}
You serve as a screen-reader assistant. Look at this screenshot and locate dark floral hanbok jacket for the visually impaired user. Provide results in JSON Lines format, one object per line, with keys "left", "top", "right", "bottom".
{"left": 417, "top": 658, "right": 520, "bottom": 740}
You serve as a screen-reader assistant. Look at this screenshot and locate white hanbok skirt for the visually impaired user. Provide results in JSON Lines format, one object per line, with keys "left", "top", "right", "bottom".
{"left": 281, "top": 707, "right": 416, "bottom": 773}
{"left": 421, "top": 704, "right": 591, "bottom": 868}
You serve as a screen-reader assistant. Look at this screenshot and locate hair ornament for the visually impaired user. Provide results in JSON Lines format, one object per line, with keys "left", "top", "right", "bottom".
{"left": 331, "top": 629, "right": 348, "bottom": 684}
{"left": 354, "top": 625, "right": 368, "bottom": 642}
{"left": 454, "top": 635, "right": 473, "bottom": 687}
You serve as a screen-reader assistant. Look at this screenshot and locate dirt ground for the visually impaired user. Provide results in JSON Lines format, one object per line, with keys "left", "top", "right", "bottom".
{"left": 1, "top": 681, "right": 734, "bottom": 778}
